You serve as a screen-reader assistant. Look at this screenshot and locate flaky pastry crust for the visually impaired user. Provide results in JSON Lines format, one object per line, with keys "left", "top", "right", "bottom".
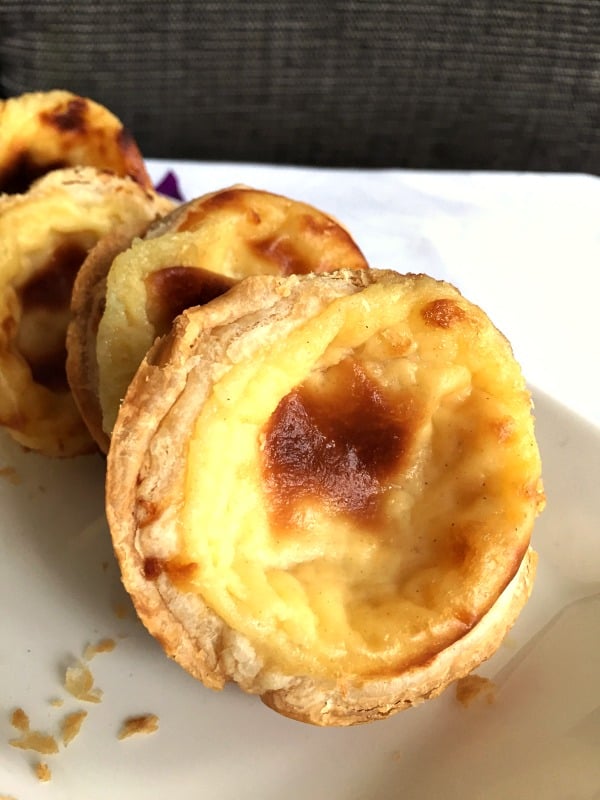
{"left": 107, "top": 269, "right": 544, "bottom": 725}
{"left": 0, "top": 167, "right": 172, "bottom": 456}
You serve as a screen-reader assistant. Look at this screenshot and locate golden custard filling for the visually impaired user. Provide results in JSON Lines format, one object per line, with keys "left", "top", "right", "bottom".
{"left": 173, "top": 281, "right": 542, "bottom": 680}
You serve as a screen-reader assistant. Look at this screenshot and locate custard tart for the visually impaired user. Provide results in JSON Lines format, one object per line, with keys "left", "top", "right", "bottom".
{"left": 106, "top": 268, "right": 544, "bottom": 725}
{"left": 94, "top": 186, "right": 368, "bottom": 439}
{"left": 0, "top": 167, "right": 172, "bottom": 456}
{"left": 0, "top": 90, "right": 151, "bottom": 194}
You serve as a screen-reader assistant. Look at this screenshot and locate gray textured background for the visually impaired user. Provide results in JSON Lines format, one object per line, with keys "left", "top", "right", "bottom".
{"left": 1, "top": 0, "right": 599, "bottom": 171}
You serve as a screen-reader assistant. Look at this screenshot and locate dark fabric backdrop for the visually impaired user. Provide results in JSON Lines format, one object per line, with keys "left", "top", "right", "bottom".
{"left": 1, "top": 0, "right": 599, "bottom": 172}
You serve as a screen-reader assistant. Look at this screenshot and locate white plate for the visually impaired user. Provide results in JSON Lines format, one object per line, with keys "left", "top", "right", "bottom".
{"left": 1, "top": 389, "right": 598, "bottom": 799}
{"left": 1, "top": 165, "right": 599, "bottom": 798}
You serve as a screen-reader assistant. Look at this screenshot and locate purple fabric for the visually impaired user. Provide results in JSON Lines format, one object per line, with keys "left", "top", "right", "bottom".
{"left": 155, "top": 170, "right": 185, "bottom": 201}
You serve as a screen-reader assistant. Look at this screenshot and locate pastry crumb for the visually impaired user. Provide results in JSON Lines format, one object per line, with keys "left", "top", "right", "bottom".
{"left": 49, "top": 697, "right": 64, "bottom": 708}
{"left": 118, "top": 714, "right": 159, "bottom": 740}
{"left": 35, "top": 761, "right": 52, "bottom": 782}
{"left": 9, "top": 729, "right": 59, "bottom": 755}
{"left": 83, "top": 638, "right": 116, "bottom": 661}
{"left": 0, "top": 465, "right": 21, "bottom": 485}
{"left": 455, "top": 674, "right": 496, "bottom": 708}
{"left": 8, "top": 706, "right": 58, "bottom": 755}
{"left": 10, "top": 707, "right": 30, "bottom": 732}
{"left": 64, "top": 661, "right": 103, "bottom": 703}
{"left": 61, "top": 710, "right": 88, "bottom": 746}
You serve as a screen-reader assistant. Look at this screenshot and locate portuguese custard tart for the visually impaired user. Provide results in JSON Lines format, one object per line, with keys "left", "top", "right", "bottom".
{"left": 94, "top": 185, "right": 368, "bottom": 439}
{"left": 0, "top": 167, "right": 173, "bottom": 456}
{"left": 106, "top": 268, "right": 545, "bottom": 726}
{"left": 0, "top": 89, "right": 152, "bottom": 194}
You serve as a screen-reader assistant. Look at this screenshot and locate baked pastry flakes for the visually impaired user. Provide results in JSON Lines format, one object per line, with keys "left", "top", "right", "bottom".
{"left": 94, "top": 186, "right": 368, "bottom": 438}
{"left": 0, "top": 90, "right": 151, "bottom": 194}
{"left": 106, "top": 268, "right": 544, "bottom": 726}
{"left": 0, "top": 167, "right": 173, "bottom": 456}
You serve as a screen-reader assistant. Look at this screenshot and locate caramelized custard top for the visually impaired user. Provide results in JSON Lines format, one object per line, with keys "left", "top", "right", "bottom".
{"left": 40, "top": 96, "right": 88, "bottom": 133}
{"left": 145, "top": 266, "right": 236, "bottom": 336}
{"left": 17, "top": 242, "right": 88, "bottom": 391}
{"left": 262, "top": 358, "right": 417, "bottom": 528}
{"left": 251, "top": 234, "right": 312, "bottom": 275}
{"left": 0, "top": 154, "right": 68, "bottom": 195}
{"left": 20, "top": 243, "right": 86, "bottom": 312}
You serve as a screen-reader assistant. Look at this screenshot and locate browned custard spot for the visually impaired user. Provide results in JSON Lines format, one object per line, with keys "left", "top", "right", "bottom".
{"left": 177, "top": 188, "right": 256, "bottom": 231}
{"left": 40, "top": 97, "right": 88, "bottom": 134}
{"left": 115, "top": 127, "right": 149, "bottom": 186}
{"left": 262, "top": 358, "right": 417, "bottom": 529}
{"left": 17, "top": 242, "right": 89, "bottom": 391}
{"left": 145, "top": 266, "right": 236, "bottom": 337}
{"left": 251, "top": 234, "right": 310, "bottom": 275}
{"left": 20, "top": 243, "right": 87, "bottom": 311}
{"left": 251, "top": 212, "right": 365, "bottom": 275}
{"left": 0, "top": 153, "right": 68, "bottom": 194}
{"left": 297, "top": 212, "right": 336, "bottom": 238}
{"left": 421, "top": 298, "right": 466, "bottom": 328}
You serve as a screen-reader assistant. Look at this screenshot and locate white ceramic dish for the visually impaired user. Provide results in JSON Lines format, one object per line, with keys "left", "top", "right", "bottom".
{"left": 1, "top": 390, "right": 598, "bottom": 800}
{"left": 1, "top": 165, "right": 599, "bottom": 799}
